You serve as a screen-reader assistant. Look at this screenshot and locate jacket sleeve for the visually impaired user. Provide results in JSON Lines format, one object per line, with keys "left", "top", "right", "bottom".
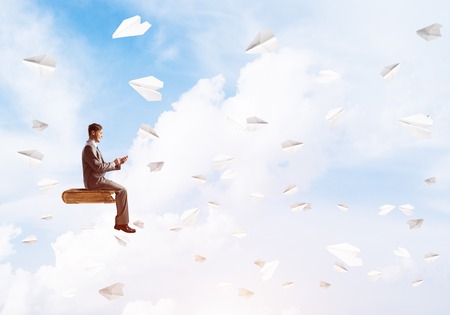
{"left": 82, "top": 145, "right": 120, "bottom": 173}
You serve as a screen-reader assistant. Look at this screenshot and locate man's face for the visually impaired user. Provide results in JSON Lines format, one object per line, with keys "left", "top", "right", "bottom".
{"left": 91, "top": 129, "right": 103, "bottom": 143}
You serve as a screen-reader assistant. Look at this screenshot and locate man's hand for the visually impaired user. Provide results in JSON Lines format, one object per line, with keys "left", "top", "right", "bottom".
{"left": 114, "top": 156, "right": 128, "bottom": 165}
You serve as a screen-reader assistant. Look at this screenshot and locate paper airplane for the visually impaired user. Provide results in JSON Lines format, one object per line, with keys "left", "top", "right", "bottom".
{"left": 114, "top": 235, "right": 129, "bottom": 247}
{"left": 192, "top": 174, "right": 207, "bottom": 183}
{"left": 281, "top": 140, "right": 303, "bottom": 153}
{"left": 38, "top": 178, "right": 59, "bottom": 191}
{"left": 21, "top": 235, "right": 37, "bottom": 244}
{"left": 393, "top": 247, "right": 411, "bottom": 258}
{"left": 249, "top": 192, "right": 264, "bottom": 201}
{"left": 18, "top": 150, "right": 44, "bottom": 165}
{"left": 283, "top": 184, "right": 298, "bottom": 195}
{"left": 412, "top": 279, "right": 423, "bottom": 288}
{"left": 238, "top": 288, "right": 254, "bottom": 298}
{"left": 325, "top": 107, "right": 345, "bottom": 125}
{"left": 216, "top": 282, "right": 232, "bottom": 291}
{"left": 220, "top": 169, "right": 236, "bottom": 180}
{"left": 99, "top": 282, "right": 124, "bottom": 300}
{"left": 148, "top": 161, "right": 164, "bottom": 172}
{"left": 208, "top": 201, "right": 220, "bottom": 209}
{"left": 337, "top": 204, "right": 349, "bottom": 212}
{"left": 22, "top": 54, "right": 57, "bottom": 77}
{"left": 254, "top": 259, "right": 266, "bottom": 268}
{"left": 246, "top": 116, "right": 268, "bottom": 131}
{"left": 212, "top": 154, "right": 234, "bottom": 169}
{"left": 231, "top": 229, "right": 247, "bottom": 238}
{"left": 316, "top": 70, "right": 341, "bottom": 83}
{"left": 399, "top": 204, "right": 414, "bottom": 216}
{"left": 137, "top": 123, "right": 159, "bottom": 138}
{"left": 245, "top": 30, "right": 279, "bottom": 54}
{"left": 367, "top": 270, "right": 383, "bottom": 282}
{"left": 416, "top": 23, "right": 442, "bottom": 41}
{"left": 195, "top": 255, "right": 207, "bottom": 263}
{"left": 407, "top": 219, "right": 423, "bottom": 229}
{"left": 40, "top": 214, "right": 53, "bottom": 220}
{"left": 260, "top": 260, "right": 279, "bottom": 282}
{"left": 326, "top": 243, "right": 363, "bottom": 267}
{"left": 282, "top": 281, "right": 295, "bottom": 288}
{"left": 319, "top": 281, "right": 331, "bottom": 289}
{"left": 333, "top": 261, "right": 348, "bottom": 273}
{"left": 380, "top": 63, "right": 400, "bottom": 80}
{"left": 290, "top": 202, "right": 312, "bottom": 213}
{"left": 133, "top": 220, "right": 145, "bottom": 229}
{"left": 32, "top": 120, "right": 48, "bottom": 131}
{"left": 379, "top": 204, "right": 395, "bottom": 215}
{"left": 169, "top": 225, "right": 182, "bottom": 232}
{"left": 129, "top": 76, "right": 163, "bottom": 101}
{"left": 399, "top": 114, "right": 433, "bottom": 139}
{"left": 112, "top": 15, "right": 151, "bottom": 38}
{"left": 424, "top": 252, "right": 440, "bottom": 262}
{"left": 181, "top": 208, "right": 200, "bottom": 226}
{"left": 424, "top": 176, "right": 436, "bottom": 185}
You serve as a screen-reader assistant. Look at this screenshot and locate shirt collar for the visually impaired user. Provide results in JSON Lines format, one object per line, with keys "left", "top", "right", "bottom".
{"left": 87, "top": 139, "right": 98, "bottom": 148}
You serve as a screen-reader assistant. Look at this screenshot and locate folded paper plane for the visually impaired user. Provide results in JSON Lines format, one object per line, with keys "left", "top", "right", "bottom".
{"left": 380, "top": 63, "right": 400, "bottom": 80}
{"left": 316, "top": 70, "right": 341, "bottom": 83}
{"left": 399, "top": 204, "right": 414, "bottom": 216}
{"left": 148, "top": 161, "right": 164, "bottom": 172}
{"left": 245, "top": 30, "right": 279, "bottom": 54}
{"left": 283, "top": 184, "right": 298, "bottom": 195}
{"left": 238, "top": 288, "right": 254, "bottom": 298}
{"left": 23, "top": 54, "right": 57, "bottom": 77}
{"left": 333, "top": 261, "right": 348, "bottom": 273}
{"left": 416, "top": 23, "right": 442, "bottom": 41}
{"left": 249, "top": 192, "right": 264, "bottom": 201}
{"left": 246, "top": 116, "right": 268, "bottom": 131}
{"left": 281, "top": 140, "right": 303, "bottom": 153}
{"left": 133, "top": 220, "right": 145, "bottom": 229}
{"left": 181, "top": 208, "right": 200, "bottom": 226}
{"left": 212, "top": 154, "right": 234, "bottom": 169}
{"left": 326, "top": 243, "right": 363, "bottom": 267}
{"left": 21, "top": 235, "right": 37, "bottom": 244}
{"left": 290, "top": 202, "right": 311, "bottom": 213}
{"left": 38, "top": 178, "right": 59, "bottom": 191}
{"left": 412, "top": 279, "right": 423, "bottom": 288}
{"left": 424, "top": 176, "right": 436, "bottom": 185}
{"left": 18, "top": 150, "right": 44, "bottom": 166}
{"left": 367, "top": 270, "right": 382, "bottom": 282}
{"left": 261, "top": 260, "right": 279, "bottom": 282}
{"left": 282, "top": 281, "right": 294, "bottom": 288}
{"left": 393, "top": 246, "right": 410, "bottom": 258}
{"left": 195, "top": 255, "right": 207, "bottom": 263}
{"left": 254, "top": 259, "right": 266, "bottom": 268}
{"left": 319, "top": 281, "right": 331, "bottom": 289}
{"left": 99, "top": 282, "right": 124, "bottom": 300}
{"left": 424, "top": 252, "right": 440, "bottom": 262}
{"left": 129, "top": 76, "right": 163, "bottom": 101}
{"left": 407, "top": 218, "right": 423, "bottom": 229}
{"left": 231, "top": 229, "right": 247, "bottom": 238}
{"left": 325, "top": 107, "right": 345, "bottom": 125}
{"left": 137, "top": 123, "right": 159, "bottom": 138}
{"left": 337, "top": 204, "right": 349, "bottom": 212}
{"left": 114, "top": 235, "right": 129, "bottom": 247}
{"left": 32, "top": 120, "right": 48, "bottom": 131}
{"left": 40, "top": 214, "right": 53, "bottom": 220}
{"left": 399, "top": 114, "right": 433, "bottom": 139}
{"left": 112, "top": 15, "right": 151, "bottom": 38}
{"left": 379, "top": 204, "right": 395, "bottom": 215}
{"left": 192, "top": 174, "right": 207, "bottom": 183}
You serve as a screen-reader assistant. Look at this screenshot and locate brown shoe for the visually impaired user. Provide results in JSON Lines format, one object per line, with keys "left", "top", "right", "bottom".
{"left": 114, "top": 225, "right": 136, "bottom": 233}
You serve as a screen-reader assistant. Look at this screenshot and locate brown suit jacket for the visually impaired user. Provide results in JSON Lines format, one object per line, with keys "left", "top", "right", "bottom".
{"left": 82, "top": 140, "right": 120, "bottom": 189}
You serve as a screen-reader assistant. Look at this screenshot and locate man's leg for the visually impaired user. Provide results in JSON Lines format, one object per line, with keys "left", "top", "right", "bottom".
{"left": 95, "top": 180, "right": 129, "bottom": 226}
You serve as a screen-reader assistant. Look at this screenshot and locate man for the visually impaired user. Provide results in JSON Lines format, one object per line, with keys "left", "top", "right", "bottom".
{"left": 82, "top": 123, "right": 136, "bottom": 233}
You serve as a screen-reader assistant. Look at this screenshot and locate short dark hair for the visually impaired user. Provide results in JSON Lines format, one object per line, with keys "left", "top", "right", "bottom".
{"left": 88, "top": 123, "right": 102, "bottom": 135}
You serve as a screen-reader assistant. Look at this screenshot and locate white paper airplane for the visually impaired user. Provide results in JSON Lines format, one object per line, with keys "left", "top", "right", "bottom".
{"left": 212, "top": 154, "right": 234, "bottom": 169}
{"left": 99, "top": 282, "right": 125, "bottom": 300}
{"left": 319, "top": 281, "right": 331, "bottom": 289}
{"left": 21, "top": 235, "right": 37, "bottom": 244}
{"left": 290, "top": 202, "right": 312, "bottom": 213}
{"left": 282, "top": 184, "right": 298, "bottom": 195}
{"left": 399, "top": 204, "right": 414, "bottom": 216}
{"left": 38, "top": 178, "right": 59, "bottom": 191}
{"left": 112, "top": 15, "right": 151, "bottom": 38}
{"left": 399, "top": 114, "right": 433, "bottom": 139}
{"left": 195, "top": 255, "right": 207, "bottom": 263}
{"left": 137, "top": 123, "right": 159, "bottom": 138}
{"left": 412, "top": 279, "right": 423, "bottom": 288}
{"left": 325, "top": 107, "right": 345, "bottom": 125}
{"left": 316, "top": 70, "right": 341, "bottom": 83}
{"left": 238, "top": 288, "right": 254, "bottom": 298}
{"left": 326, "top": 243, "right": 363, "bottom": 267}
{"left": 416, "top": 23, "right": 442, "bottom": 41}
{"left": 147, "top": 161, "right": 164, "bottom": 172}
{"left": 337, "top": 204, "right": 349, "bottom": 212}
{"left": 407, "top": 219, "right": 423, "bottom": 229}
{"left": 32, "top": 120, "right": 48, "bottom": 131}
{"left": 22, "top": 54, "right": 57, "bottom": 77}
{"left": 133, "top": 220, "right": 145, "bottom": 229}
{"left": 18, "top": 150, "right": 44, "bottom": 166}
{"left": 424, "top": 176, "right": 436, "bottom": 185}
{"left": 379, "top": 204, "right": 395, "bottom": 215}
{"left": 281, "top": 140, "right": 303, "bottom": 153}
{"left": 380, "top": 63, "right": 400, "bottom": 80}
{"left": 393, "top": 246, "right": 411, "bottom": 258}
{"left": 260, "top": 260, "right": 279, "bottom": 282}
{"left": 367, "top": 270, "right": 383, "bottom": 282}
{"left": 129, "top": 76, "right": 163, "bottom": 101}
{"left": 181, "top": 208, "right": 200, "bottom": 226}
{"left": 424, "top": 252, "right": 440, "bottom": 262}
{"left": 245, "top": 30, "right": 279, "bottom": 54}
{"left": 333, "top": 261, "right": 348, "bottom": 273}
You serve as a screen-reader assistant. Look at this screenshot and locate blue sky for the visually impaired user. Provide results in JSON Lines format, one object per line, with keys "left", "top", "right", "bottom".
{"left": 1, "top": 0, "right": 450, "bottom": 314}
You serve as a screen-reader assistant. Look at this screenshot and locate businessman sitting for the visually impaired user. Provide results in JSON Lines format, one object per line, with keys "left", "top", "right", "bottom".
{"left": 82, "top": 123, "right": 135, "bottom": 233}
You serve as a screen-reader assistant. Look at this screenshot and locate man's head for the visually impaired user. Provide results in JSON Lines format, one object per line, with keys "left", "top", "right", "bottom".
{"left": 88, "top": 123, "right": 103, "bottom": 143}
